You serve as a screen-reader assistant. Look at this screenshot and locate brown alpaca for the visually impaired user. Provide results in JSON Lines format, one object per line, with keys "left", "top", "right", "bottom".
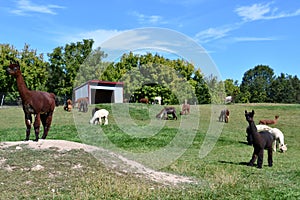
{"left": 259, "top": 115, "right": 279, "bottom": 125}
{"left": 180, "top": 103, "right": 190, "bottom": 115}
{"left": 64, "top": 99, "right": 73, "bottom": 112}
{"left": 219, "top": 109, "right": 230, "bottom": 123}
{"left": 6, "top": 62, "right": 57, "bottom": 141}
{"left": 139, "top": 98, "right": 149, "bottom": 104}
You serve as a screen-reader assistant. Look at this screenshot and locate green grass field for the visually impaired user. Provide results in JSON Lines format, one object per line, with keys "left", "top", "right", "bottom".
{"left": 0, "top": 103, "right": 299, "bottom": 199}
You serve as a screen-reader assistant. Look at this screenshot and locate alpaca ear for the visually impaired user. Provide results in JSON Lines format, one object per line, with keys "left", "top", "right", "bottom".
{"left": 245, "top": 110, "right": 247, "bottom": 114}
{"left": 252, "top": 110, "right": 255, "bottom": 114}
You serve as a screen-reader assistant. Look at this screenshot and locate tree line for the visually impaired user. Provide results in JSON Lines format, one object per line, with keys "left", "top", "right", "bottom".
{"left": 1, "top": 39, "right": 300, "bottom": 105}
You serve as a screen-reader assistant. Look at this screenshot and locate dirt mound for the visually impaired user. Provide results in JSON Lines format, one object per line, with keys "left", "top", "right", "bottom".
{"left": 0, "top": 139, "right": 197, "bottom": 186}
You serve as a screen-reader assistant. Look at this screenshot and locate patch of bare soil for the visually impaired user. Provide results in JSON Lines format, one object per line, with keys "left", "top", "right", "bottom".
{"left": 0, "top": 140, "right": 197, "bottom": 186}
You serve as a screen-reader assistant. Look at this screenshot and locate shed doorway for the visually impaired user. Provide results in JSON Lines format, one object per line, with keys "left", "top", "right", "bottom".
{"left": 91, "top": 89, "right": 114, "bottom": 104}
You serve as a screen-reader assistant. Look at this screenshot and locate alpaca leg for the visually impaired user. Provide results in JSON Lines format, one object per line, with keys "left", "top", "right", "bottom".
{"left": 257, "top": 149, "right": 264, "bottom": 168}
{"left": 99, "top": 117, "right": 102, "bottom": 125}
{"left": 267, "top": 148, "right": 273, "bottom": 167}
{"left": 273, "top": 140, "right": 277, "bottom": 152}
{"left": 248, "top": 148, "right": 259, "bottom": 166}
{"left": 24, "top": 114, "right": 32, "bottom": 141}
{"left": 104, "top": 116, "right": 108, "bottom": 125}
{"left": 42, "top": 113, "right": 53, "bottom": 139}
{"left": 33, "top": 113, "right": 41, "bottom": 141}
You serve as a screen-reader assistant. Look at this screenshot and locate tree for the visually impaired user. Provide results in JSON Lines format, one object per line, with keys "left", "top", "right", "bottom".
{"left": 47, "top": 39, "right": 94, "bottom": 97}
{"left": 224, "top": 79, "right": 240, "bottom": 103}
{"left": 74, "top": 47, "right": 108, "bottom": 87}
{"left": 240, "top": 65, "right": 275, "bottom": 103}
{"left": 269, "top": 73, "right": 300, "bottom": 103}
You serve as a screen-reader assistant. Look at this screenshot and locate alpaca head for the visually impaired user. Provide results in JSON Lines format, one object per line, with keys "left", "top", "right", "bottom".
{"left": 6, "top": 62, "right": 21, "bottom": 77}
{"left": 245, "top": 110, "right": 255, "bottom": 122}
{"left": 279, "top": 144, "right": 287, "bottom": 153}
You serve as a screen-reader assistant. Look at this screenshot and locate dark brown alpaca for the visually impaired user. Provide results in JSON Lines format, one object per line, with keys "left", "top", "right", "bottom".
{"left": 156, "top": 107, "right": 178, "bottom": 120}
{"left": 245, "top": 110, "right": 274, "bottom": 168}
{"left": 259, "top": 115, "right": 279, "bottom": 125}
{"left": 6, "top": 62, "right": 57, "bottom": 141}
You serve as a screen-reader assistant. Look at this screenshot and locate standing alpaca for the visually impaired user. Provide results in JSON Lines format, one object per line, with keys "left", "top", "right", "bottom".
{"left": 90, "top": 109, "right": 109, "bottom": 125}
{"left": 219, "top": 109, "right": 230, "bottom": 123}
{"left": 259, "top": 115, "right": 279, "bottom": 125}
{"left": 255, "top": 125, "right": 287, "bottom": 152}
{"left": 6, "top": 62, "right": 57, "bottom": 141}
{"left": 245, "top": 110, "right": 274, "bottom": 168}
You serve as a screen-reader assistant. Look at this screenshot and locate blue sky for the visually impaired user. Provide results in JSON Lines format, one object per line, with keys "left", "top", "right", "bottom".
{"left": 1, "top": 0, "right": 300, "bottom": 82}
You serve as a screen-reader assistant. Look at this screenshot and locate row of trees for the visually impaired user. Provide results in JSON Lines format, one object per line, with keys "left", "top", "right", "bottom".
{"left": 1, "top": 40, "right": 300, "bottom": 105}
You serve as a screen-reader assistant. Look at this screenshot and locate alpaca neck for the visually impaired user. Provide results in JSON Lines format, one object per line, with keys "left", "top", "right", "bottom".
{"left": 247, "top": 121, "right": 259, "bottom": 137}
{"left": 15, "top": 72, "right": 31, "bottom": 101}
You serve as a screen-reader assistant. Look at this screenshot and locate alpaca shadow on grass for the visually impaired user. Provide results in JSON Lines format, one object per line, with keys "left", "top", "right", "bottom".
{"left": 218, "top": 160, "right": 250, "bottom": 166}
{"left": 239, "top": 141, "right": 249, "bottom": 145}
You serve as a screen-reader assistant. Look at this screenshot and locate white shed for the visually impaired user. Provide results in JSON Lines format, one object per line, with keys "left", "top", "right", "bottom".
{"left": 73, "top": 80, "right": 123, "bottom": 104}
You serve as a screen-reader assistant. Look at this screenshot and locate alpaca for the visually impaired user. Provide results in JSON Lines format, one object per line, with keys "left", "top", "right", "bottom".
{"left": 255, "top": 125, "right": 287, "bottom": 153}
{"left": 245, "top": 110, "right": 274, "bottom": 168}
{"left": 6, "top": 62, "right": 57, "bottom": 141}
{"left": 219, "top": 109, "right": 230, "bottom": 123}
{"left": 259, "top": 115, "right": 279, "bottom": 125}
{"left": 90, "top": 109, "right": 109, "bottom": 125}
{"left": 64, "top": 99, "right": 73, "bottom": 112}
{"left": 139, "top": 98, "right": 149, "bottom": 104}
{"left": 75, "top": 97, "right": 88, "bottom": 112}
{"left": 156, "top": 107, "right": 177, "bottom": 120}
{"left": 180, "top": 103, "right": 190, "bottom": 115}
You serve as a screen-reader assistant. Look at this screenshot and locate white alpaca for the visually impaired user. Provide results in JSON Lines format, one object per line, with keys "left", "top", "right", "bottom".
{"left": 256, "top": 125, "right": 287, "bottom": 152}
{"left": 90, "top": 109, "right": 109, "bottom": 125}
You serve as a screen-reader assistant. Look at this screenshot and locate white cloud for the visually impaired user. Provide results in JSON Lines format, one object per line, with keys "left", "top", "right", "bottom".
{"left": 195, "top": 25, "right": 239, "bottom": 43}
{"left": 11, "top": 0, "right": 64, "bottom": 15}
{"left": 57, "top": 29, "right": 123, "bottom": 49}
{"left": 130, "top": 11, "right": 167, "bottom": 25}
{"left": 235, "top": 2, "right": 300, "bottom": 21}
{"left": 234, "top": 37, "right": 276, "bottom": 42}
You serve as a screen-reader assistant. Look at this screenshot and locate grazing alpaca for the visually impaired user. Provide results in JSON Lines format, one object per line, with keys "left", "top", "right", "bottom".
{"left": 90, "top": 109, "right": 109, "bottom": 125}
{"left": 255, "top": 125, "right": 287, "bottom": 153}
{"left": 245, "top": 110, "right": 274, "bottom": 168}
{"left": 259, "top": 115, "right": 279, "bottom": 125}
{"left": 156, "top": 107, "right": 178, "bottom": 120}
{"left": 139, "top": 98, "right": 149, "bottom": 104}
{"left": 6, "top": 62, "right": 57, "bottom": 141}
{"left": 219, "top": 109, "right": 230, "bottom": 123}
{"left": 64, "top": 99, "right": 73, "bottom": 112}
{"left": 180, "top": 103, "right": 190, "bottom": 115}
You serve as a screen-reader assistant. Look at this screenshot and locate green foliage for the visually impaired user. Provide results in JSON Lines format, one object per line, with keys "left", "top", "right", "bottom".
{"left": 240, "top": 65, "right": 275, "bottom": 103}
{"left": 46, "top": 39, "right": 94, "bottom": 97}
{"left": 95, "top": 52, "right": 207, "bottom": 104}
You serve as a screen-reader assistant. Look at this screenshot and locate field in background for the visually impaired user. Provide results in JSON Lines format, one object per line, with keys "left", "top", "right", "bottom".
{"left": 0, "top": 103, "right": 299, "bottom": 199}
